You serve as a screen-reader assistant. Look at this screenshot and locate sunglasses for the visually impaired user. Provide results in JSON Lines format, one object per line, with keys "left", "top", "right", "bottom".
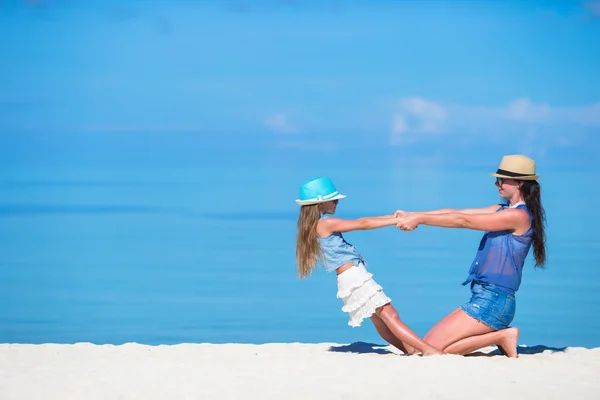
{"left": 496, "top": 177, "right": 524, "bottom": 186}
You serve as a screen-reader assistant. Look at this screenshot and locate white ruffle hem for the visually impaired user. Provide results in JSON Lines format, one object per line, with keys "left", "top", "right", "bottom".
{"left": 336, "top": 263, "right": 391, "bottom": 327}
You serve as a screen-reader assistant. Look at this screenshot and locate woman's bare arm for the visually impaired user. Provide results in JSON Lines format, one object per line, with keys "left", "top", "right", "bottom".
{"left": 397, "top": 208, "right": 530, "bottom": 233}
{"left": 396, "top": 204, "right": 500, "bottom": 217}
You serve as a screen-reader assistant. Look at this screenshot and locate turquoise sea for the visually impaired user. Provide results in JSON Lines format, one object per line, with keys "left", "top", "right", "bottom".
{"left": 1, "top": 164, "right": 599, "bottom": 349}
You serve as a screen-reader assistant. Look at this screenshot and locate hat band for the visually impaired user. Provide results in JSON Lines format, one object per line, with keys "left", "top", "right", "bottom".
{"left": 495, "top": 168, "right": 535, "bottom": 178}
{"left": 303, "top": 190, "right": 339, "bottom": 202}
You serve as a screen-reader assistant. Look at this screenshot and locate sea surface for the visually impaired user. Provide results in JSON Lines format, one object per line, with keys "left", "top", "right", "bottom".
{"left": 1, "top": 165, "right": 599, "bottom": 349}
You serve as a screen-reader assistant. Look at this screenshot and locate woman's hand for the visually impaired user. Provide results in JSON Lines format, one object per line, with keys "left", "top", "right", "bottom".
{"left": 396, "top": 213, "right": 422, "bottom": 231}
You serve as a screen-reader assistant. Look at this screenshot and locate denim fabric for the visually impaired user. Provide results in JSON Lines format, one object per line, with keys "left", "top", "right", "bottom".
{"left": 461, "top": 283, "right": 516, "bottom": 330}
{"left": 317, "top": 215, "right": 365, "bottom": 273}
{"left": 462, "top": 202, "right": 533, "bottom": 294}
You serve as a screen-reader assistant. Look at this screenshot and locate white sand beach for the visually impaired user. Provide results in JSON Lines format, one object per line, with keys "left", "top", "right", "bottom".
{"left": 1, "top": 342, "right": 598, "bottom": 400}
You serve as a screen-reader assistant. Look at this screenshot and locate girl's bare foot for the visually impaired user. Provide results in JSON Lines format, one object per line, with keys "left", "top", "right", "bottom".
{"left": 403, "top": 343, "right": 419, "bottom": 355}
{"left": 421, "top": 347, "right": 445, "bottom": 356}
{"left": 496, "top": 327, "right": 520, "bottom": 358}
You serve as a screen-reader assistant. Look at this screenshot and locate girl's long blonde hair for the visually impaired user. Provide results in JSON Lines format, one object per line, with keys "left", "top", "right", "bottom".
{"left": 296, "top": 204, "right": 322, "bottom": 279}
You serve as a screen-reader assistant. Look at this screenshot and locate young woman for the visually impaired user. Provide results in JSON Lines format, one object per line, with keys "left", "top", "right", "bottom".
{"left": 395, "top": 155, "right": 547, "bottom": 358}
{"left": 295, "top": 177, "right": 443, "bottom": 356}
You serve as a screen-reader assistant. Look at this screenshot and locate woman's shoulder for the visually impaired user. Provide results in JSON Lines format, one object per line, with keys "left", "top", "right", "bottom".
{"left": 513, "top": 203, "right": 533, "bottom": 220}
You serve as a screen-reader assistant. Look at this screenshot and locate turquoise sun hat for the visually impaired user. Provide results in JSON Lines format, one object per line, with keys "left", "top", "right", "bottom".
{"left": 295, "top": 177, "right": 346, "bottom": 206}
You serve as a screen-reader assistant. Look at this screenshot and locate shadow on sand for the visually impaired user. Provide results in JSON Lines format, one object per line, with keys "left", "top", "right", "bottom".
{"left": 466, "top": 344, "right": 569, "bottom": 357}
{"left": 327, "top": 342, "right": 395, "bottom": 355}
{"left": 328, "top": 342, "right": 568, "bottom": 357}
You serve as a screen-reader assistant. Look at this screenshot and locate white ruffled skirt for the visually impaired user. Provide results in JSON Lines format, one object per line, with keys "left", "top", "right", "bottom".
{"left": 336, "top": 263, "right": 392, "bottom": 327}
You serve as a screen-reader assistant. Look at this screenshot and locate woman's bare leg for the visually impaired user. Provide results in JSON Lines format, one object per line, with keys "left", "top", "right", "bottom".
{"left": 444, "top": 327, "right": 520, "bottom": 357}
{"left": 376, "top": 304, "right": 444, "bottom": 356}
{"left": 423, "top": 308, "right": 518, "bottom": 357}
{"left": 370, "top": 313, "right": 417, "bottom": 355}
{"left": 423, "top": 308, "right": 493, "bottom": 349}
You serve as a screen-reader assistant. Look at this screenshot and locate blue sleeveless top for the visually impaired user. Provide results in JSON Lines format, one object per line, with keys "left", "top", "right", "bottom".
{"left": 317, "top": 215, "right": 365, "bottom": 273}
{"left": 462, "top": 202, "right": 533, "bottom": 295}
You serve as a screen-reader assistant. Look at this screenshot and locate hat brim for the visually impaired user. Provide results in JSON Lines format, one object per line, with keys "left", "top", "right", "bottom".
{"left": 295, "top": 194, "right": 346, "bottom": 206}
{"left": 490, "top": 173, "right": 539, "bottom": 181}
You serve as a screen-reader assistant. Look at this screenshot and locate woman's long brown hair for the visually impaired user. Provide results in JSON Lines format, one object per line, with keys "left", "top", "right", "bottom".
{"left": 296, "top": 204, "right": 322, "bottom": 279}
{"left": 520, "top": 180, "right": 547, "bottom": 268}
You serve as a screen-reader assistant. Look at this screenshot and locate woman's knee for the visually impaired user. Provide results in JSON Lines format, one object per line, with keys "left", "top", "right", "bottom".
{"left": 423, "top": 329, "right": 448, "bottom": 350}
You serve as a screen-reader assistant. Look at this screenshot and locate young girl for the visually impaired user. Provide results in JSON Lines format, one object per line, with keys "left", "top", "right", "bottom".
{"left": 295, "top": 177, "right": 443, "bottom": 356}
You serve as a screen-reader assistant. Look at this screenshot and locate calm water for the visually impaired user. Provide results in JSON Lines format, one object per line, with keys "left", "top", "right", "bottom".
{"left": 1, "top": 165, "right": 599, "bottom": 348}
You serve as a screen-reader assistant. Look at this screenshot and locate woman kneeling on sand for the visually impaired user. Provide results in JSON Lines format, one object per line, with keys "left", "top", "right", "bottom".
{"left": 395, "top": 155, "right": 547, "bottom": 358}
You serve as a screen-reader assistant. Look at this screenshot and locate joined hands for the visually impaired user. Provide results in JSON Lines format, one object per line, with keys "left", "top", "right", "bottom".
{"left": 394, "top": 209, "right": 420, "bottom": 231}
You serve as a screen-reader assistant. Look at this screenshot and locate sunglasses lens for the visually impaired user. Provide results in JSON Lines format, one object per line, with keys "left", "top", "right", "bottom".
{"left": 496, "top": 178, "right": 503, "bottom": 185}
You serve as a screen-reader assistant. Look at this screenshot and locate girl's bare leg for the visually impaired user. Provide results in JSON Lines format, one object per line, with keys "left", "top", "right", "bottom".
{"left": 376, "top": 304, "right": 444, "bottom": 356}
{"left": 370, "top": 314, "right": 417, "bottom": 355}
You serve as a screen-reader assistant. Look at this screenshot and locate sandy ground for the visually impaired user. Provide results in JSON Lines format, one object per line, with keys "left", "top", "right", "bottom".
{"left": 1, "top": 342, "right": 599, "bottom": 399}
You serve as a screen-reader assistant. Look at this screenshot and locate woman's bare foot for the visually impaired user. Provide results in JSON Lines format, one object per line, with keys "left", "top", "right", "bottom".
{"left": 496, "top": 327, "right": 520, "bottom": 358}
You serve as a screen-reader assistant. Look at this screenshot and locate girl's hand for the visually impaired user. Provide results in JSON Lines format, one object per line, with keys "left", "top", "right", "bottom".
{"left": 396, "top": 214, "right": 421, "bottom": 231}
{"left": 394, "top": 209, "right": 410, "bottom": 218}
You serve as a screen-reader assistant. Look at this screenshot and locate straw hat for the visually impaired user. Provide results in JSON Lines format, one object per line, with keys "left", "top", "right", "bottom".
{"left": 490, "top": 155, "right": 539, "bottom": 180}
{"left": 295, "top": 177, "right": 346, "bottom": 205}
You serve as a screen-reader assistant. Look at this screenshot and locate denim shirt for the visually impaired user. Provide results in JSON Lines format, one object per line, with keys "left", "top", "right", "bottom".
{"left": 317, "top": 215, "right": 365, "bottom": 273}
{"left": 462, "top": 202, "right": 533, "bottom": 294}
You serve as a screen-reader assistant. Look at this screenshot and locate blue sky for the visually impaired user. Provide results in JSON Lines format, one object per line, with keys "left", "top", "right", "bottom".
{"left": 1, "top": 0, "right": 599, "bottom": 168}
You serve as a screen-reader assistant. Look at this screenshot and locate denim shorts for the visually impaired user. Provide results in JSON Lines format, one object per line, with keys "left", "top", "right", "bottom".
{"left": 461, "top": 283, "right": 516, "bottom": 330}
